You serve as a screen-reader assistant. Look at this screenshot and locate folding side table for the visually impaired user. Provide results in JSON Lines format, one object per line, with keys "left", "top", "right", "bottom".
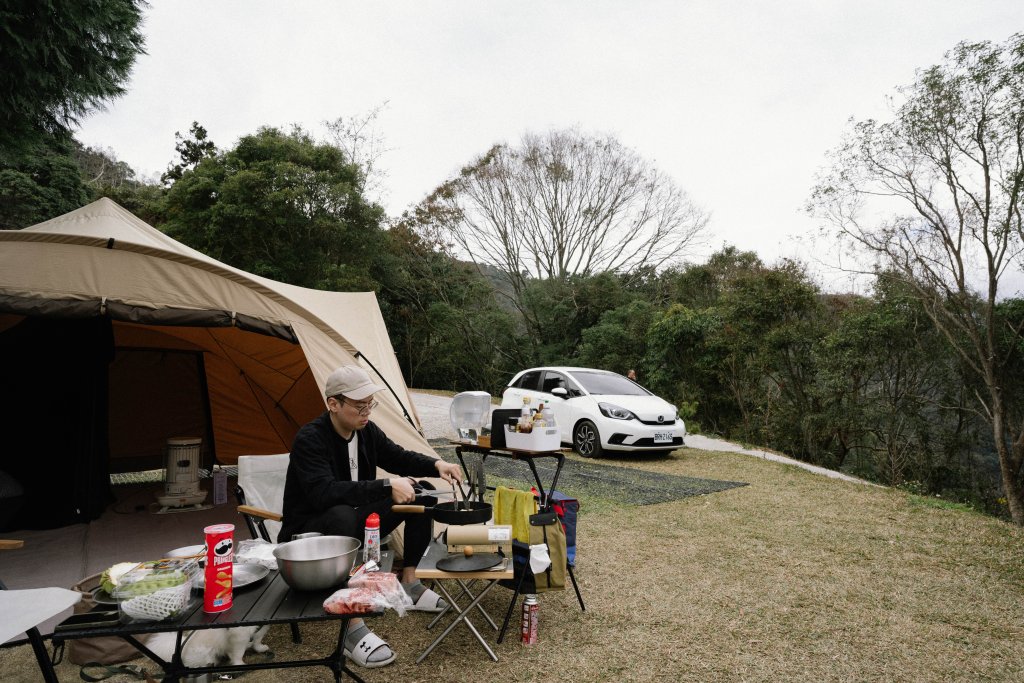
{"left": 414, "top": 540, "right": 513, "bottom": 663}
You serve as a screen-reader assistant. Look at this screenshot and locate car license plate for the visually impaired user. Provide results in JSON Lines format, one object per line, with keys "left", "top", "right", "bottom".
{"left": 654, "top": 431, "right": 672, "bottom": 444}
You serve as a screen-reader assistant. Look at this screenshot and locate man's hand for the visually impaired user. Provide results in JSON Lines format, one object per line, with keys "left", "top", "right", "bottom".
{"left": 434, "top": 459, "right": 463, "bottom": 484}
{"left": 389, "top": 477, "right": 417, "bottom": 504}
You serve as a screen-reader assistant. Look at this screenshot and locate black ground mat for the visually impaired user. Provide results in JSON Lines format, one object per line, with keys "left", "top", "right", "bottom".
{"left": 431, "top": 441, "right": 747, "bottom": 506}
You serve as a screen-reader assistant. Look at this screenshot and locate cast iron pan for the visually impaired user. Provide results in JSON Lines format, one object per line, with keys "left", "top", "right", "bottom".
{"left": 392, "top": 499, "right": 492, "bottom": 525}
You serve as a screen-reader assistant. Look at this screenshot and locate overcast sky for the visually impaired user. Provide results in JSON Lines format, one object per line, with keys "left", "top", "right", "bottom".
{"left": 75, "top": 1, "right": 1022, "bottom": 289}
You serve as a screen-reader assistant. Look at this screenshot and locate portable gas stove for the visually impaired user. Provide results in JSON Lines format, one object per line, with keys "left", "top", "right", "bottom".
{"left": 436, "top": 524, "right": 512, "bottom": 572}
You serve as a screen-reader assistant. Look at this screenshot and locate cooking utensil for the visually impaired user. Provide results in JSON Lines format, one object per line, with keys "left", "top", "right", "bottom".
{"left": 273, "top": 535, "right": 361, "bottom": 591}
{"left": 436, "top": 545, "right": 503, "bottom": 572}
{"left": 451, "top": 479, "right": 462, "bottom": 511}
{"left": 195, "top": 563, "right": 269, "bottom": 590}
{"left": 392, "top": 498, "right": 492, "bottom": 525}
{"left": 473, "top": 460, "right": 486, "bottom": 503}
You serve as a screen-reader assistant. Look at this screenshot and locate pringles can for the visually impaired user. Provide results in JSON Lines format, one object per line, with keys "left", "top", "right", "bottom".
{"left": 521, "top": 594, "right": 539, "bottom": 644}
{"left": 203, "top": 523, "right": 234, "bottom": 612}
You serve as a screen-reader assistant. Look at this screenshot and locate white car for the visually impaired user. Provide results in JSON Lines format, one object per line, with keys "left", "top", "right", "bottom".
{"left": 500, "top": 366, "right": 685, "bottom": 457}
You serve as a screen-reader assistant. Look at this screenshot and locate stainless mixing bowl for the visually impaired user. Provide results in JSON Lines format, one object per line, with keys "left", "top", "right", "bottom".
{"left": 273, "top": 535, "right": 361, "bottom": 591}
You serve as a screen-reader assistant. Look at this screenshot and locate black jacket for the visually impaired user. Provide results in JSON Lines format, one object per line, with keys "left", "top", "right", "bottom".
{"left": 279, "top": 412, "right": 438, "bottom": 539}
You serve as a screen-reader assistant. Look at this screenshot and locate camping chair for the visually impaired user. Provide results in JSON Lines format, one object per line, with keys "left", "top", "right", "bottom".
{"left": 0, "top": 540, "right": 82, "bottom": 683}
{"left": 235, "top": 453, "right": 290, "bottom": 543}
{"left": 235, "top": 453, "right": 304, "bottom": 644}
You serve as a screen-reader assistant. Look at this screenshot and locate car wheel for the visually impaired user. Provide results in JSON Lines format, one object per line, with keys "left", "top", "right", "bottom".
{"left": 574, "top": 420, "right": 603, "bottom": 458}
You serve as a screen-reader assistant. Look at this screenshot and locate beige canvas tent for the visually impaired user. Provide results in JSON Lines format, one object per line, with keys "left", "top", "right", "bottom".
{"left": 0, "top": 198, "right": 434, "bottom": 530}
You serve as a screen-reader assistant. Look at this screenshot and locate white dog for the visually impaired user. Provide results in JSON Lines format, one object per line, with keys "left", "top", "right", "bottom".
{"left": 148, "top": 625, "right": 270, "bottom": 667}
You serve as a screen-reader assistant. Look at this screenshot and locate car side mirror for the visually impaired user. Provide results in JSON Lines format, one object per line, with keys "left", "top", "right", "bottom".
{"left": 551, "top": 387, "right": 568, "bottom": 398}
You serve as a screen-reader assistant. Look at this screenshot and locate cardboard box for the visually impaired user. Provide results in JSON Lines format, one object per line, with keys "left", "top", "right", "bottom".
{"left": 503, "top": 425, "right": 561, "bottom": 452}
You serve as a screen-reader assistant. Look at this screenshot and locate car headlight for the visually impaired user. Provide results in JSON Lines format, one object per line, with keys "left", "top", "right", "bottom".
{"left": 598, "top": 402, "right": 636, "bottom": 420}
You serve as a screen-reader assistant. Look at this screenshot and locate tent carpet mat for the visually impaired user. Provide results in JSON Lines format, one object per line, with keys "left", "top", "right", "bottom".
{"left": 431, "top": 440, "right": 747, "bottom": 506}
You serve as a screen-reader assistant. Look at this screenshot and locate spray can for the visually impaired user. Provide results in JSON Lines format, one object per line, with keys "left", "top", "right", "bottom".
{"left": 363, "top": 513, "right": 381, "bottom": 563}
{"left": 521, "top": 594, "right": 539, "bottom": 644}
{"left": 203, "top": 524, "right": 234, "bottom": 613}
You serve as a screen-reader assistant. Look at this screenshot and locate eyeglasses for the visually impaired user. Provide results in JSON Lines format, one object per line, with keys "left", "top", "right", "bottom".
{"left": 343, "top": 399, "right": 379, "bottom": 415}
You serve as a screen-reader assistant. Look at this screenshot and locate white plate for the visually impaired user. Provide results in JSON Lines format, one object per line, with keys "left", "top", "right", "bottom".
{"left": 166, "top": 544, "right": 205, "bottom": 559}
{"left": 195, "top": 563, "right": 270, "bottom": 590}
{"left": 653, "top": 431, "right": 673, "bottom": 444}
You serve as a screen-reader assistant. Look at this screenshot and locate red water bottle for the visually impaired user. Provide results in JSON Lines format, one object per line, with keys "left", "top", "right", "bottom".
{"left": 203, "top": 524, "right": 234, "bottom": 613}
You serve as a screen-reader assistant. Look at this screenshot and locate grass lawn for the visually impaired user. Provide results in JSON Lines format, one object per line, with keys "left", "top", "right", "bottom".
{"left": 4, "top": 446, "right": 1023, "bottom": 682}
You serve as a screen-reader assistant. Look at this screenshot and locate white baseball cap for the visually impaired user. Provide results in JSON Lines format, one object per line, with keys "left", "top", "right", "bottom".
{"left": 324, "top": 366, "right": 384, "bottom": 401}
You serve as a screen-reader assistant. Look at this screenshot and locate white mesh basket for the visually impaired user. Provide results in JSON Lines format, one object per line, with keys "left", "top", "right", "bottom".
{"left": 120, "top": 583, "right": 192, "bottom": 622}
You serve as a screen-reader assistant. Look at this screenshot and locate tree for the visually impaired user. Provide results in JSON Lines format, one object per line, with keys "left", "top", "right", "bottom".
{"left": 665, "top": 246, "right": 765, "bottom": 309}
{"left": 418, "top": 129, "right": 709, "bottom": 339}
{"left": 814, "top": 280, "right": 973, "bottom": 484}
{"left": 161, "top": 122, "right": 216, "bottom": 185}
{"left": 162, "top": 126, "right": 384, "bottom": 291}
{"left": 715, "top": 260, "right": 824, "bottom": 453}
{"left": 324, "top": 102, "right": 391, "bottom": 202}
{"left": 809, "top": 34, "right": 1024, "bottom": 523}
{"left": 0, "top": 135, "right": 91, "bottom": 229}
{"left": 577, "top": 299, "right": 659, "bottom": 377}
{"left": 0, "top": 0, "right": 145, "bottom": 152}
{"left": 74, "top": 141, "right": 139, "bottom": 190}
{"left": 376, "top": 221, "right": 520, "bottom": 393}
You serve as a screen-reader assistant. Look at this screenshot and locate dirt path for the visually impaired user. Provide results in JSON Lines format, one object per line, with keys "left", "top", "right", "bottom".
{"left": 411, "top": 391, "right": 877, "bottom": 486}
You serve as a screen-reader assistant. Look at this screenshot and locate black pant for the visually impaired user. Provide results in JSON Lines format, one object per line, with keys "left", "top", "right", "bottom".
{"left": 289, "top": 493, "right": 438, "bottom": 568}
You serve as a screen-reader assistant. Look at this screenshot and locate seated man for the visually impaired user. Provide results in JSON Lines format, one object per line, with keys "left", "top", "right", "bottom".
{"left": 279, "top": 365, "right": 464, "bottom": 668}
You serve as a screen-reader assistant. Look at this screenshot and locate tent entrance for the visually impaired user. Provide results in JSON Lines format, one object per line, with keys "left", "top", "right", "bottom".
{"left": 0, "top": 313, "right": 321, "bottom": 532}
{"left": 108, "top": 348, "right": 215, "bottom": 474}
{"left": 0, "top": 316, "right": 115, "bottom": 530}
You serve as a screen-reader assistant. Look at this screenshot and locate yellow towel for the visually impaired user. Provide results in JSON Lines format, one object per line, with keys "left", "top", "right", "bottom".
{"left": 494, "top": 486, "right": 537, "bottom": 543}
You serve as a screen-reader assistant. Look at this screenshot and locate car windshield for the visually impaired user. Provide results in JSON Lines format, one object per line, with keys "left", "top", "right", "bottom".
{"left": 568, "top": 371, "right": 651, "bottom": 396}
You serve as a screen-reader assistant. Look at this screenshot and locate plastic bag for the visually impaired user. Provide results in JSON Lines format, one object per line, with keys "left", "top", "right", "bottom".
{"left": 348, "top": 570, "right": 412, "bottom": 617}
{"left": 324, "top": 571, "right": 412, "bottom": 617}
{"left": 235, "top": 538, "right": 278, "bottom": 569}
{"left": 323, "top": 587, "right": 392, "bottom": 615}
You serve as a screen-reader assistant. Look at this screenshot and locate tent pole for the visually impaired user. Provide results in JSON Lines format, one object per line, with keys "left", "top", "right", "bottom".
{"left": 355, "top": 352, "right": 419, "bottom": 432}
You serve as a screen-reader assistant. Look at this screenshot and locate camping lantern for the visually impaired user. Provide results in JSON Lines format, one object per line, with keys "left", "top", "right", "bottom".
{"left": 449, "top": 391, "right": 492, "bottom": 442}
{"left": 156, "top": 437, "right": 208, "bottom": 512}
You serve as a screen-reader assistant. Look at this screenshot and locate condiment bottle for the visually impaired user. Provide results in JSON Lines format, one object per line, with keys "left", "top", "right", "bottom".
{"left": 533, "top": 402, "right": 547, "bottom": 428}
{"left": 518, "top": 396, "right": 533, "bottom": 433}
{"left": 363, "top": 513, "right": 381, "bottom": 563}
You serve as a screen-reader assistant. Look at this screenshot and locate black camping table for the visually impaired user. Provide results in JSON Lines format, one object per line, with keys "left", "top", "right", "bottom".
{"left": 451, "top": 441, "right": 570, "bottom": 510}
{"left": 50, "top": 553, "right": 393, "bottom": 683}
